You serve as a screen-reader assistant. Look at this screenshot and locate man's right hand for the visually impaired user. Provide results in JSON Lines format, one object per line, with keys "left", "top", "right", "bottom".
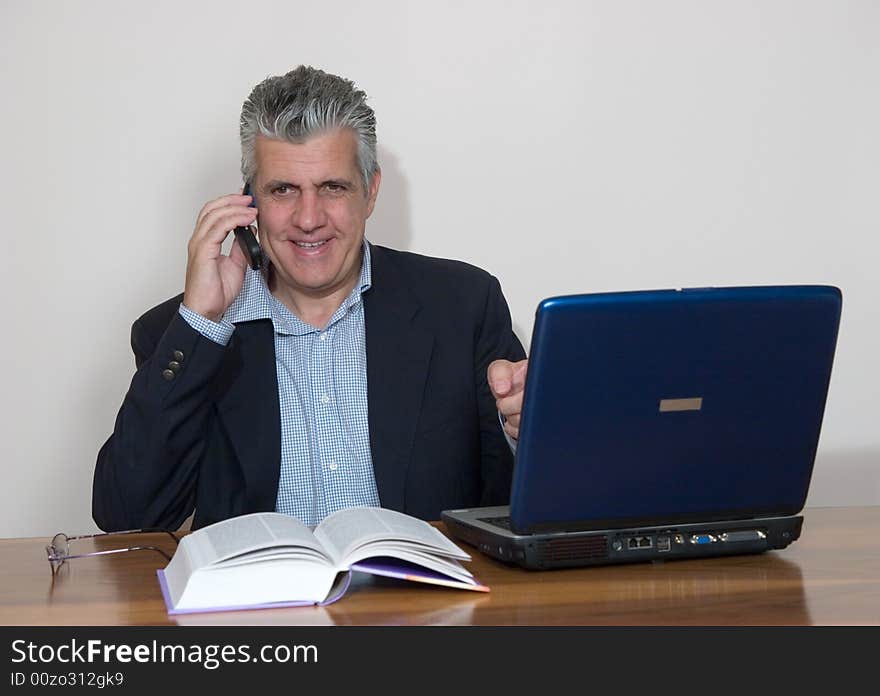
{"left": 182, "top": 193, "right": 258, "bottom": 322}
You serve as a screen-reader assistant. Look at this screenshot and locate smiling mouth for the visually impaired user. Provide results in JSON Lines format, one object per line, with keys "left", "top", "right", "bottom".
{"left": 293, "top": 240, "right": 329, "bottom": 249}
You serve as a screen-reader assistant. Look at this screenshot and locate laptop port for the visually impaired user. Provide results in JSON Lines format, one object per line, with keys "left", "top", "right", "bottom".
{"left": 657, "top": 536, "right": 671, "bottom": 552}
{"left": 719, "top": 530, "right": 766, "bottom": 543}
{"left": 627, "top": 537, "right": 639, "bottom": 550}
{"left": 638, "top": 536, "right": 653, "bottom": 549}
{"left": 690, "top": 534, "right": 717, "bottom": 545}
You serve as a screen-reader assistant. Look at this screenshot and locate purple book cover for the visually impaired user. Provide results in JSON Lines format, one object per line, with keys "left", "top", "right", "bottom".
{"left": 350, "top": 558, "right": 489, "bottom": 593}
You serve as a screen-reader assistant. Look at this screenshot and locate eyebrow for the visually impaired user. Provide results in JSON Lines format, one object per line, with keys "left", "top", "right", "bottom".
{"left": 262, "top": 178, "right": 356, "bottom": 190}
{"left": 261, "top": 180, "right": 294, "bottom": 191}
{"left": 322, "top": 178, "right": 356, "bottom": 189}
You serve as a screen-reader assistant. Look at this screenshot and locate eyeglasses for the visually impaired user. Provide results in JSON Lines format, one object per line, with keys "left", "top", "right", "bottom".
{"left": 46, "top": 529, "right": 180, "bottom": 574}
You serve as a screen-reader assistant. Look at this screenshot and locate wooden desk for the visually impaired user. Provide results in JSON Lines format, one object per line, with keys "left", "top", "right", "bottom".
{"left": 1, "top": 506, "right": 878, "bottom": 626}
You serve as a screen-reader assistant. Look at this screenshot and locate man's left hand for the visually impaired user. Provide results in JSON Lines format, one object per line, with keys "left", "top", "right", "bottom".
{"left": 488, "top": 359, "right": 529, "bottom": 440}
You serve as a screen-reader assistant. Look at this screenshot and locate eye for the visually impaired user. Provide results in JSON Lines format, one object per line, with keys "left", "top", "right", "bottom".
{"left": 271, "top": 184, "right": 294, "bottom": 196}
{"left": 322, "top": 182, "right": 347, "bottom": 195}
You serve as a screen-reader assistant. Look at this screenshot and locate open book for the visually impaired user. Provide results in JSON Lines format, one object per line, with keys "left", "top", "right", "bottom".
{"left": 158, "top": 507, "right": 488, "bottom": 614}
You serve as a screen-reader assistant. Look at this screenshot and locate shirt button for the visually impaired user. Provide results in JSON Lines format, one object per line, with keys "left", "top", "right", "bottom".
{"left": 162, "top": 369, "right": 175, "bottom": 381}
{"left": 328, "top": 462, "right": 338, "bottom": 471}
{"left": 173, "top": 350, "right": 185, "bottom": 362}
{"left": 320, "top": 395, "right": 330, "bottom": 404}
{"left": 168, "top": 360, "right": 181, "bottom": 373}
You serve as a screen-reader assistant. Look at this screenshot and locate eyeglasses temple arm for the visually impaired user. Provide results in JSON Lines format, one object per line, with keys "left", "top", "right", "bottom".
{"left": 51, "top": 546, "right": 173, "bottom": 562}
{"left": 62, "top": 529, "right": 180, "bottom": 545}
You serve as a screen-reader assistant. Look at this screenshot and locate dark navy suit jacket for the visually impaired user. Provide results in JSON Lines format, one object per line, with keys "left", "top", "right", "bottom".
{"left": 93, "top": 244, "right": 526, "bottom": 530}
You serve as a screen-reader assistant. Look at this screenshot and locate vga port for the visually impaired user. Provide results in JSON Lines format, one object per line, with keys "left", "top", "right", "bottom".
{"left": 690, "top": 534, "right": 717, "bottom": 545}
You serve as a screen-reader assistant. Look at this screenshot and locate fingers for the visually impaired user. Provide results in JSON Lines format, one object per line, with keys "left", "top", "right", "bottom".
{"left": 491, "top": 359, "right": 528, "bottom": 441}
{"left": 183, "top": 193, "right": 257, "bottom": 322}
{"left": 488, "top": 359, "right": 529, "bottom": 397}
{"left": 196, "top": 193, "right": 253, "bottom": 228}
{"left": 188, "top": 214, "right": 258, "bottom": 271}
{"left": 490, "top": 360, "right": 527, "bottom": 415}
{"left": 191, "top": 204, "right": 258, "bottom": 251}
{"left": 227, "top": 231, "right": 249, "bottom": 267}
{"left": 191, "top": 193, "right": 257, "bottom": 255}
{"left": 511, "top": 359, "right": 528, "bottom": 389}
{"left": 488, "top": 360, "right": 516, "bottom": 398}
{"left": 495, "top": 393, "right": 522, "bottom": 424}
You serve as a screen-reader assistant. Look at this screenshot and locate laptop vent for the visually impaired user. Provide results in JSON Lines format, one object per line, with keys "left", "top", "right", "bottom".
{"left": 536, "top": 535, "right": 608, "bottom": 562}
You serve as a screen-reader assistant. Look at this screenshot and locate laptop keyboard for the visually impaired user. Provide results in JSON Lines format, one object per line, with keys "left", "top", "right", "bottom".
{"left": 479, "top": 516, "right": 512, "bottom": 530}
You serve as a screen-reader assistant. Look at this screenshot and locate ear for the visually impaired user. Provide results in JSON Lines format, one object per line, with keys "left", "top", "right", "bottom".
{"left": 365, "top": 169, "right": 381, "bottom": 218}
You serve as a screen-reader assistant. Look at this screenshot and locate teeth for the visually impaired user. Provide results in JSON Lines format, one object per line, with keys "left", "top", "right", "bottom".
{"left": 295, "top": 240, "right": 327, "bottom": 248}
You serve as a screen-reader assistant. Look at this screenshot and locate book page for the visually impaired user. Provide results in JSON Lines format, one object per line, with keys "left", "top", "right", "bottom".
{"left": 314, "top": 506, "right": 470, "bottom": 565}
{"left": 187, "top": 512, "right": 329, "bottom": 566}
{"left": 212, "top": 547, "right": 329, "bottom": 568}
{"left": 175, "top": 559, "right": 339, "bottom": 609}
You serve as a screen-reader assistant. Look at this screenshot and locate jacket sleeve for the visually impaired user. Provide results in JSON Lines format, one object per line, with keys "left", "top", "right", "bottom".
{"left": 92, "top": 311, "right": 229, "bottom": 531}
{"left": 474, "top": 275, "right": 527, "bottom": 505}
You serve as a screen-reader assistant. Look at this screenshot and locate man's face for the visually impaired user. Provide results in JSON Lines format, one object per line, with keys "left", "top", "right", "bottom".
{"left": 253, "top": 130, "right": 380, "bottom": 302}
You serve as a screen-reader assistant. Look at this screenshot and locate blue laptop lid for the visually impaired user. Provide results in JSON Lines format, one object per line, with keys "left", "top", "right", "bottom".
{"left": 510, "top": 285, "right": 842, "bottom": 534}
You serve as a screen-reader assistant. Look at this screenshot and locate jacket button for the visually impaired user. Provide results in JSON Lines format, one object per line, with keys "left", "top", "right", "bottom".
{"left": 162, "top": 369, "right": 175, "bottom": 381}
{"left": 173, "top": 350, "right": 185, "bottom": 362}
{"left": 168, "top": 361, "right": 181, "bottom": 373}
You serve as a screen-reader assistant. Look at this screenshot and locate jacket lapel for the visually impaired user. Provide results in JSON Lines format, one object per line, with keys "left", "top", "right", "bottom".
{"left": 364, "top": 246, "right": 434, "bottom": 512}
{"left": 215, "top": 319, "right": 282, "bottom": 513}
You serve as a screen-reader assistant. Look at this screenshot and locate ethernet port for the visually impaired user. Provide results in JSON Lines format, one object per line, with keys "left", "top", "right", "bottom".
{"left": 627, "top": 537, "right": 639, "bottom": 550}
{"left": 638, "top": 536, "right": 653, "bottom": 548}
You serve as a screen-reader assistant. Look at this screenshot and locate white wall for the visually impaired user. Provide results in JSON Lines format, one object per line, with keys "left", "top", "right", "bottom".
{"left": 1, "top": 0, "right": 877, "bottom": 537}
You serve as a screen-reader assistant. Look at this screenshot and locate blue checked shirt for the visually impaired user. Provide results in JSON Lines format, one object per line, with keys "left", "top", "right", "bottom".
{"left": 178, "top": 242, "right": 380, "bottom": 527}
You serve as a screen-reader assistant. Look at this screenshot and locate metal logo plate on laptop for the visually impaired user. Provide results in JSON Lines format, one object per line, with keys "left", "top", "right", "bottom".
{"left": 659, "top": 397, "right": 703, "bottom": 412}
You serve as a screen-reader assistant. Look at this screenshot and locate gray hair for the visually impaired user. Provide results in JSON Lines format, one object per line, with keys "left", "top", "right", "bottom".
{"left": 239, "top": 66, "right": 379, "bottom": 192}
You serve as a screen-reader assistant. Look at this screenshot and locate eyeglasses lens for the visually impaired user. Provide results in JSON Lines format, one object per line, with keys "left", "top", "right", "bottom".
{"left": 48, "top": 533, "right": 70, "bottom": 573}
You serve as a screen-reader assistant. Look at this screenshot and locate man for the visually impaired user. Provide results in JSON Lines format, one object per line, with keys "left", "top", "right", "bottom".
{"left": 93, "top": 66, "right": 528, "bottom": 531}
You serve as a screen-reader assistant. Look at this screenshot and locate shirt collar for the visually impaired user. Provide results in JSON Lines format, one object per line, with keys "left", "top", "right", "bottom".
{"left": 223, "top": 239, "right": 373, "bottom": 335}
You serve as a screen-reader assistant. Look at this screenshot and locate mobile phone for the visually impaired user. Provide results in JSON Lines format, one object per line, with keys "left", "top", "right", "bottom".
{"left": 234, "top": 182, "right": 263, "bottom": 270}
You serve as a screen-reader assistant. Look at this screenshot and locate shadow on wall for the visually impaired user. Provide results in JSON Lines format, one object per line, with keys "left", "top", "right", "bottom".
{"left": 361, "top": 146, "right": 533, "bottom": 353}
{"left": 512, "top": 320, "right": 531, "bottom": 354}
{"left": 807, "top": 446, "right": 880, "bottom": 507}
{"left": 367, "top": 145, "right": 412, "bottom": 251}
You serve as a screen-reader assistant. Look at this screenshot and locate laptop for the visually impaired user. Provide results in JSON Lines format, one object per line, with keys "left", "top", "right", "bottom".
{"left": 442, "top": 285, "right": 842, "bottom": 569}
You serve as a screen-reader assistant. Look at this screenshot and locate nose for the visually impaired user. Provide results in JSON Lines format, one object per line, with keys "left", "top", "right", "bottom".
{"left": 291, "top": 190, "right": 326, "bottom": 233}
